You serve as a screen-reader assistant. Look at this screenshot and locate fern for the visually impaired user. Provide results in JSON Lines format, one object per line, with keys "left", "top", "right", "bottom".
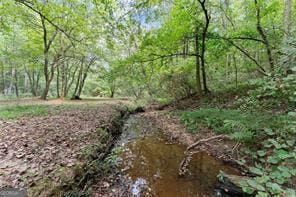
{"left": 231, "top": 130, "right": 254, "bottom": 143}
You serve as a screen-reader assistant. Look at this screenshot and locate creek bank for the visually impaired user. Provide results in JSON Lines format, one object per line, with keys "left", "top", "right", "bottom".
{"left": 92, "top": 112, "right": 243, "bottom": 196}
{"left": 139, "top": 111, "right": 255, "bottom": 196}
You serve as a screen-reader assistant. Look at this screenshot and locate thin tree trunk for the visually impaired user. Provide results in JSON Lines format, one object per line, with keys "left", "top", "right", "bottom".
{"left": 254, "top": 0, "right": 274, "bottom": 74}
{"left": 56, "top": 64, "right": 60, "bottom": 98}
{"left": 233, "top": 55, "right": 238, "bottom": 88}
{"left": 25, "top": 67, "right": 37, "bottom": 96}
{"left": 14, "top": 68, "right": 19, "bottom": 98}
{"left": 0, "top": 64, "right": 4, "bottom": 94}
{"left": 61, "top": 63, "right": 65, "bottom": 99}
{"left": 65, "top": 65, "right": 78, "bottom": 97}
{"left": 77, "top": 61, "right": 93, "bottom": 97}
{"left": 198, "top": 0, "right": 210, "bottom": 93}
{"left": 283, "top": 0, "right": 292, "bottom": 40}
{"left": 40, "top": 15, "right": 58, "bottom": 100}
{"left": 195, "top": 33, "right": 202, "bottom": 95}
{"left": 72, "top": 59, "right": 84, "bottom": 99}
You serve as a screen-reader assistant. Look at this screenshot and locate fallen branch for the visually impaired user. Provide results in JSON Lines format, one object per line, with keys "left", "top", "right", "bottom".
{"left": 179, "top": 135, "right": 230, "bottom": 176}
{"left": 186, "top": 134, "right": 229, "bottom": 151}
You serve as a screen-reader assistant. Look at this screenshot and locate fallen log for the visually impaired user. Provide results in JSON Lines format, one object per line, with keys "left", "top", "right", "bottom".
{"left": 215, "top": 173, "right": 253, "bottom": 197}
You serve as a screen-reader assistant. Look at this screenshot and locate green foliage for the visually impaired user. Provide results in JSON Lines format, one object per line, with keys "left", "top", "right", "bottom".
{"left": 237, "top": 73, "right": 296, "bottom": 111}
{"left": 0, "top": 104, "right": 84, "bottom": 120}
{"left": 158, "top": 60, "right": 196, "bottom": 100}
{"left": 0, "top": 105, "right": 50, "bottom": 120}
{"left": 186, "top": 108, "right": 296, "bottom": 195}
{"left": 239, "top": 124, "right": 296, "bottom": 196}
{"left": 180, "top": 106, "right": 296, "bottom": 197}
{"left": 180, "top": 108, "right": 288, "bottom": 142}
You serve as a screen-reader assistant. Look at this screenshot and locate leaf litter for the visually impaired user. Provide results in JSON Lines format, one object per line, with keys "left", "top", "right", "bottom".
{"left": 0, "top": 104, "right": 120, "bottom": 190}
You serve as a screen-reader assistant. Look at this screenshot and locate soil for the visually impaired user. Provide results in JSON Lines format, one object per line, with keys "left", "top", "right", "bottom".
{"left": 0, "top": 103, "right": 125, "bottom": 196}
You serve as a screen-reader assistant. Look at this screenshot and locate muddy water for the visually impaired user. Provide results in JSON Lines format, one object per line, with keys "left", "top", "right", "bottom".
{"left": 117, "top": 115, "right": 238, "bottom": 196}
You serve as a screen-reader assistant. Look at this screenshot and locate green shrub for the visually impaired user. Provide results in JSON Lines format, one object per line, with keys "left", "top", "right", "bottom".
{"left": 180, "top": 108, "right": 296, "bottom": 196}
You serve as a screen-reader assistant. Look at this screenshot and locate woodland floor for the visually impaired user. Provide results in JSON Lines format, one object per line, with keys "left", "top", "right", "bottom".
{"left": 0, "top": 98, "right": 130, "bottom": 196}
{"left": 0, "top": 94, "right": 268, "bottom": 196}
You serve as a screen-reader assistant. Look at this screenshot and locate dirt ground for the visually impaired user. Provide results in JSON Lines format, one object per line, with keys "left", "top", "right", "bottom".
{"left": 0, "top": 99, "right": 128, "bottom": 196}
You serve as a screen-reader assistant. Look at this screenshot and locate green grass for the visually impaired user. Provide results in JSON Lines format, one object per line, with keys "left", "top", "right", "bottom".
{"left": 0, "top": 104, "right": 86, "bottom": 120}
{"left": 0, "top": 105, "right": 52, "bottom": 120}
{"left": 179, "top": 108, "right": 291, "bottom": 142}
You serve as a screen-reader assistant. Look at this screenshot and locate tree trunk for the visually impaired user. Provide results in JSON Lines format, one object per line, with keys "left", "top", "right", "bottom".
{"left": 198, "top": 0, "right": 210, "bottom": 93}
{"left": 0, "top": 64, "right": 4, "bottom": 94}
{"left": 25, "top": 67, "right": 37, "bottom": 97}
{"left": 56, "top": 64, "right": 60, "bottom": 98}
{"left": 60, "top": 62, "right": 65, "bottom": 99}
{"left": 233, "top": 55, "right": 238, "bottom": 88}
{"left": 254, "top": 0, "right": 274, "bottom": 74}
{"left": 77, "top": 62, "right": 92, "bottom": 97}
{"left": 65, "top": 65, "right": 79, "bottom": 97}
{"left": 14, "top": 68, "right": 19, "bottom": 98}
{"left": 283, "top": 0, "right": 292, "bottom": 40}
{"left": 195, "top": 33, "right": 202, "bottom": 95}
{"left": 72, "top": 59, "right": 83, "bottom": 99}
{"left": 40, "top": 14, "right": 58, "bottom": 100}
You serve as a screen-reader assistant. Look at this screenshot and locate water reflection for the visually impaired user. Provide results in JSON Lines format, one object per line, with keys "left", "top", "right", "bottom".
{"left": 118, "top": 115, "right": 238, "bottom": 196}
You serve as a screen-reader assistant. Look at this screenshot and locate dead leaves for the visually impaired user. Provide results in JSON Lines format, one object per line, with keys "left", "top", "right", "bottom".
{"left": 0, "top": 105, "right": 119, "bottom": 190}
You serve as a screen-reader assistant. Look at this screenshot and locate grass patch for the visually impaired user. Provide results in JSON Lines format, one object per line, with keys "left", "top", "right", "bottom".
{"left": 0, "top": 105, "right": 51, "bottom": 120}
{"left": 180, "top": 108, "right": 290, "bottom": 143}
{"left": 0, "top": 104, "right": 84, "bottom": 120}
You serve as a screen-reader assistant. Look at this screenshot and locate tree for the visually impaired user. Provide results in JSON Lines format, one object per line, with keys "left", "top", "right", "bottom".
{"left": 254, "top": 0, "right": 274, "bottom": 74}
{"left": 283, "top": 0, "right": 293, "bottom": 40}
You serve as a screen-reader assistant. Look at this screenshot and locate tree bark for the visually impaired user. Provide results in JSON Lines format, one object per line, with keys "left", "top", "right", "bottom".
{"left": 14, "top": 68, "right": 19, "bottom": 98}
{"left": 254, "top": 0, "right": 274, "bottom": 74}
{"left": 56, "top": 64, "right": 60, "bottom": 98}
{"left": 283, "top": 0, "right": 292, "bottom": 40}
{"left": 233, "top": 55, "right": 238, "bottom": 88}
{"left": 72, "top": 58, "right": 84, "bottom": 99}
{"left": 40, "top": 15, "right": 58, "bottom": 100}
{"left": 0, "top": 64, "right": 5, "bottom": 94}
{"left": 77, "top": 58, "right": 95, "bottom": 97}
{"left": 198, "top": 0, "right": 210, "bottom": 93}
{"left": 195, "top": 33, "right": 202, "bottom": 95}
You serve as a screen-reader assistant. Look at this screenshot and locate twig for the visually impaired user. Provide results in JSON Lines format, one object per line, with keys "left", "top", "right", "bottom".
{"left": 179, "top": 135, "right": 230, "bottom": 176}
{"left": 186, "top": 134, "right": 229, "bottom": 151}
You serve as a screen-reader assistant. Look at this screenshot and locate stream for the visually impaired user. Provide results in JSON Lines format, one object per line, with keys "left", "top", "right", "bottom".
{"left": 115, "top": 114, "right": 238, "bottom": 196}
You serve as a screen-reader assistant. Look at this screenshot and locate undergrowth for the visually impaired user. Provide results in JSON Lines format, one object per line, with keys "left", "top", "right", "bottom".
{"left": 180, "top": 108, "right": 296, "bottom": 196}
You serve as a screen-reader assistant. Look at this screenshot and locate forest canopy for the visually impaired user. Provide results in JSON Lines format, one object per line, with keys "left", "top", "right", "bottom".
{"left": 0, "top": 0, "right": 295, "bottom": 102}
